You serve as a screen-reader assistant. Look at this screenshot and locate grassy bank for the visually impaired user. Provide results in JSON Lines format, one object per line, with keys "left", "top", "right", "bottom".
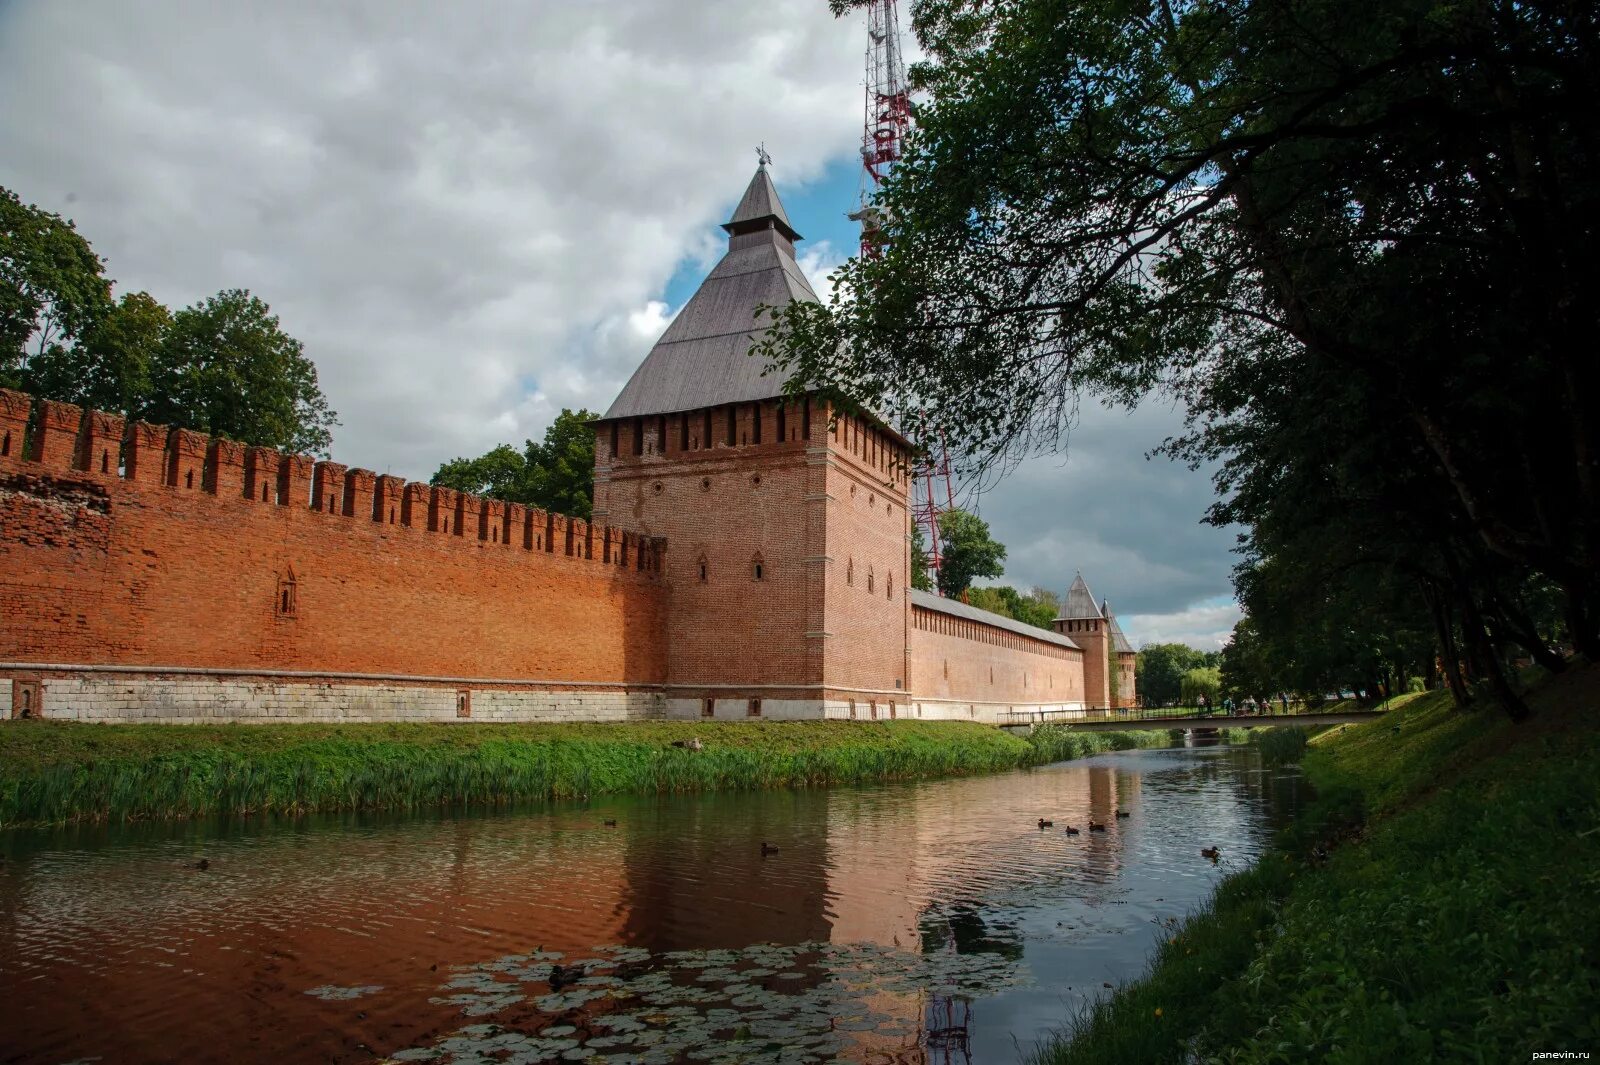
{"left": 1034, "top": 665, "right": 1600, "bottom": 1063}
{"left": 0, "top": 718, "right": 1167, "bottom": 830}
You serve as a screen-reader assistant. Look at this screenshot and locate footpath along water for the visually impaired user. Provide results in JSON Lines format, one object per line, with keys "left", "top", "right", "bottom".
{"left": 0, "top": 741, "right": 1305, "bottom": 1063}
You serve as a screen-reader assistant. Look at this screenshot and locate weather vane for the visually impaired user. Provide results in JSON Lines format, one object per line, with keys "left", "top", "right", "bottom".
{"left": 756, "top": 143, "right": 772, "bottom": 169}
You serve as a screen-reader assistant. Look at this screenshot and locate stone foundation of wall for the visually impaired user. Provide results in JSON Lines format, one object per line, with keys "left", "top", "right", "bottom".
{"left": 0, "top": 670, "right": 663, "bottom": 724}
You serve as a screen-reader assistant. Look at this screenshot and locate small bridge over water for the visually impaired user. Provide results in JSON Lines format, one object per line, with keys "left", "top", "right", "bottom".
{"left": 997, "top": 708, "right": 1387, "bottom": 734}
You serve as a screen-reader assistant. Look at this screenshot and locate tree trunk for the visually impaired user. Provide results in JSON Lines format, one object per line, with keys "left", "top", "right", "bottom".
{"left": 1423, "top": 581, "right": 1470, "bottom": 708}
{"left": 1460, "top": 591, "right": 1531, "bottom": 722}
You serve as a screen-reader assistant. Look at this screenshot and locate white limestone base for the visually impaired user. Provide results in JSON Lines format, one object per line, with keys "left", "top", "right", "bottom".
{"left": 663, "top": 696, "right": 823, "bottom": 721}
{"left": 1, "top": 673, "right": 1086, "bottom": 727}
{"left": 0, "top": 672, "right": 663, "bottom": 724}
{"left": 907, "top": 699, "right": 1088, "bottom": 724}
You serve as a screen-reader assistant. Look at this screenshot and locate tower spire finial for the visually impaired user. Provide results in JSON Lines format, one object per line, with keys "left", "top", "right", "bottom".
{"left": 756, "top": 142, "right": 772, "bottom": 170}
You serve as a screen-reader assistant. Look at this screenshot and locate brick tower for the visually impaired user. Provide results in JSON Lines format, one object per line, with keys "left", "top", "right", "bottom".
{"left": 1103, "top": 602, "right": 1138, "bottom": 708}
{"left": 1054, "top": 573, "right": 1110, "bottom": 710}
{"left": 592, "top": 160, "right": 912, "bottom": 719}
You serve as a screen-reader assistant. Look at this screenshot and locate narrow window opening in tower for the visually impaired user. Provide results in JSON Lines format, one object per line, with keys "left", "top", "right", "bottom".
{"left": 752, "top": 555, "right": 765, "bottom": 581}
{"left": 656, "top": 415, "right": 666, "bottom": 454}
{"left": 703, "top": 409, "right": 713, "bottom": 450}
{"left": 680, "top": 413, "right": 689, "bottom": 451}
{"left": 610, "top": 422, "right": 620, "bottom": 457}
{"left": 632, "top": 417, "right": 644, "bottom": 456}
{"left": 726, "top": 405, "right": 737, "bottom": 447}
{"left": 751, "top": 403, "right": 762, "bottom": 445}
{"left": 100, "top": 449, "right": 109, "bottom": 473}
{"left": 698, "top": 556, "right": 709, "bottom": 582}
{"left": 185, "top": 469, "right": 194, "bottom": 489}
{"left": 848, "top": 698, "right": 857, "bottom": 719}
{"left": 887, "top": 573, "right": 894, "bottom": 599}
{"left": 702, "top": 697, "right": 715, "bottom": 718}
{"left": 867, "top": 567, "right": 875, "bottom": 594}
{"left": 1, "top": 430, "right": 9, "bottom": 456}
{"left": 747, "top": 698, "right": 762, "bottom": 718}
{"left": 802, "top": 398, "right": 811, "bottom": 439}
{"left": 776, "top": 401, "right": 786, "bottom": 442}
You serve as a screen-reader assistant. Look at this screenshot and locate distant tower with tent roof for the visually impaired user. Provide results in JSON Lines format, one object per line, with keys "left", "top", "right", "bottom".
{"left": 1053, "top": 573, "right": 1137, "bottom": 710}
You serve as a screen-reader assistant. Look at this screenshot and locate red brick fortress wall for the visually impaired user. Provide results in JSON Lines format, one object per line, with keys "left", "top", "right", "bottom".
{"left": 907, "top": 603, "right": 1086, "bottom": 722}
{"left": 0, "top": 390, "right": 668, "bottom": 723}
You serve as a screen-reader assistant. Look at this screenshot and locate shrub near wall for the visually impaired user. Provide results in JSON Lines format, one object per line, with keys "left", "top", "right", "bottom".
{"left": 0, "top": 719, "right": 1173, "bottom": 829}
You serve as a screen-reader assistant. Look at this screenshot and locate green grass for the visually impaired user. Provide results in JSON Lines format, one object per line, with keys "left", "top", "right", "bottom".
{"left": 0, "top": 718, "right": 1169, "bottom": 829}
{"left": 1032, "top": 664, "right": 1600, "bottom": 1064}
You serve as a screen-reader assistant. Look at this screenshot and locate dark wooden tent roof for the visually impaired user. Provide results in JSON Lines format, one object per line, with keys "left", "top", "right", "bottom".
{"left": 603, "top": 164, "right": 817, "bottom": 420}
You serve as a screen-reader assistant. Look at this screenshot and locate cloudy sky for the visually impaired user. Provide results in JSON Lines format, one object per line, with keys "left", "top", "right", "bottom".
{"left": 0, "top": 0, "right": 1239, "bottom": 649}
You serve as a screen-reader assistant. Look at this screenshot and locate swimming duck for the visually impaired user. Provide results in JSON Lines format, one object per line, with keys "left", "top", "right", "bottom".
{"left": 1064, "top": 826, "right": 1081, "bottom": 836}
{"left": 1200, "top": 847, "right": 1221, "bottom": 861}
{"left": 761, "top": 841, "right": 780, "bottom": 856}
{"left": 1115, "top": 810, "right": 1130, "bottom": 819}
{"left": 1089, "top": 821, "right": 1107, "bottom": 832}
{"left": 1037, "top": 818, "right": 1054, "bottom": 828}
{"left": 549, "top": 963, "right": 585, "bottom": 990}
{"left": 603, "top": 819, "right": 617, "bottom": 827}
{"left": 190, "top": 858, "right": 210, "bottom": 871}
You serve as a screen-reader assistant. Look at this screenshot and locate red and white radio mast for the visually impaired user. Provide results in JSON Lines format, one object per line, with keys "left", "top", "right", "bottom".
{"left": 849, "top": 0, "right": 957, "bottom": 594}
{"left": 851, "top": 0, "right": 911, "bottom": 258}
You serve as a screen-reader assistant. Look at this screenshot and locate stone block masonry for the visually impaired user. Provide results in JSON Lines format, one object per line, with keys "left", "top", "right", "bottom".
{"left": 0, "top": 390, "right": 668, "bottom": 723}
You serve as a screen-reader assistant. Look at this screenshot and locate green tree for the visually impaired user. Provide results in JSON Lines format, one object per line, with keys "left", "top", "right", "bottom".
{"left": 524, "top": 408, "right": 597, "bottom": 518}
{"left": 0, "top": 186, "right": 111, "bottom": 385}
{"left": 431, "top": 408, "right": 598, "bottom": 519}
{"left": 26, "top": 291, "right": 167, "bottom": 414}
{"left": 1136, "top": 643, "right": 1210, "bottom": 708}
{"left": 1180, "top": 667, "right": 1221, "bottom": 709}
{"left": 430, "top": 444, "right": 530, "bottom": 501}
{"left": 935, "top": 508, "right": 1005, "bottom": 598}
{"left": 910, "top": 521, "right": 934, "bottom": 592}
{"left": 4, "top": 188, "right": 340, "bottom": 456}
{"left": 759, "top": 0, "right": 1596, "bottom": 714}
{"left": 965, "top": 583, "right": 1059, "bottom": 629}
{"left": 145, "top": 289, "right": 337, "bottom": 455}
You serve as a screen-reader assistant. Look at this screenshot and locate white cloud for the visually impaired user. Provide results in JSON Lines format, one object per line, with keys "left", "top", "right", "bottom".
{"left": 796, "top": 239, "right": 850, "bottom": 301}
{"left": 0, "top": 0, "right": 862, "bottom": 477}
{"left": 1124, "top": 600, "right": 1243, "bottom": 651}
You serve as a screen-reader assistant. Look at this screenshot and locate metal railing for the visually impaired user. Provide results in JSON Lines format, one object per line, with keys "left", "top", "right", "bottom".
{"left": 997, "top": 704, "right": 1331, "bottom": 727}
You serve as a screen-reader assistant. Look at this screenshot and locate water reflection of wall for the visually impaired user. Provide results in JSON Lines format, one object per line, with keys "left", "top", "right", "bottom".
{"left": 0, "top": 809, "right": 639, "bottom": 1063}
{"left": 618, "top": 789, "right": 835, "bottom": 951}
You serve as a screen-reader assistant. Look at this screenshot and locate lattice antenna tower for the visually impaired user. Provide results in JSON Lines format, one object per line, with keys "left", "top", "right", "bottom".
{"left": 848, "top": 0, "right": 957, "bottom": 594}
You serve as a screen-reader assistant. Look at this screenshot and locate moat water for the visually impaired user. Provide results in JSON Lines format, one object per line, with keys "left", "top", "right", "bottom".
{"left": 0, "top": 742, "right": 1306, "bottom": 1064}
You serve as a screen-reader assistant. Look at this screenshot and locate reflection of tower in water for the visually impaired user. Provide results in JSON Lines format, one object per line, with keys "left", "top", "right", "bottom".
{"left": 917, "top": 914, "right": 977, "bottom": 1065}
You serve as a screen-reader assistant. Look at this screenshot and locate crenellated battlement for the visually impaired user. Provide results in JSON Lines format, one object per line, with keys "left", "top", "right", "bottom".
{"left": 0, "top": 388, "right": 665, "bottom": 574}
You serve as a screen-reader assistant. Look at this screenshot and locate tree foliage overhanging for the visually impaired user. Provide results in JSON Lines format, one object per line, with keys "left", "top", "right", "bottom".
{"left": 430, "top": 409, "right": 599, "bottom": 520}
{"left": 2, "top": 186, "right": 338, "bottom": 454}
{"left": 758, "top": 0, "right": 1598, "bottom": 717}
